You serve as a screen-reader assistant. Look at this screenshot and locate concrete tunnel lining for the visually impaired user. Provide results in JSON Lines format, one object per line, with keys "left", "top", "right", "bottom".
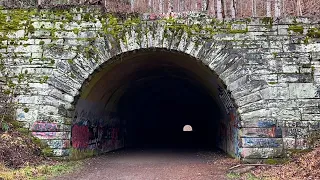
{"left": 72, "top": 48, "right": 239, "bottom": 157}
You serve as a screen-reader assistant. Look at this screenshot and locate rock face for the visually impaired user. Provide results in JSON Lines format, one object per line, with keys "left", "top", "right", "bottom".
{"left": 2, "top": 7, "right": 320, "bottom": 161}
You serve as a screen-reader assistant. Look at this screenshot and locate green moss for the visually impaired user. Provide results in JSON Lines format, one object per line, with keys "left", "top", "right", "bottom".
{"left": 261, "top": 17, "right": 273, "bottom": 28}
{"left": 304, "top": 36, "right": 310, "bottom": 44}
{"left": 245, "top": 18, "right": 252, "bottom": 23}
{"left": 39, "top": 75, "right": 49, "bottom": 84}
{"left": 39, "top": 40, "right": 45, "bottom": 45}
{"left": 27, "top": 24, "right": 35, "bottom": 34}
{"left": 73, "top": 28, "right": 80, "bottom": 35}
{"left": 23, "top": 107, "right": 29, "bottom": 113}
{"left": 16, "top": 127, "right": 29, "bottom": 135}
{"left": 65, "top": 12, "right": 73, "bottom": 22}
{"left": 50, "top": 59, "right": 55, "bottom": 65}
{"left": 272, "top": 52, "right": 278, "bottom": 58}
{"left": 42, "top": 147, "right": 54, "bottom": 157}
{"left": 69, "top": 148, "right": 97, "bottom": 160}
{"left": 268, "top": 82, "right": 278, "bottom": 85}
{"left": 288, "top": 25, "right": 304, "bottom": 34}
{"left": 31, "top": 137, "right": 43, "bottom": 147}
{"left": 265, "top": 158, "right": 282, "bottom": 165}
{"left": 10, "top": 120, "right": 24, "bottom": 128}
{"left": 306, "top": 28, "right": 320, "bottom": 38}
{"left": 83, "top": 13, "right": 91, "bottom": 22}
{"left": 226, "top": 172, "right": 241, "bottom": 179}
{"left": 67, "top": 59, "right": 73, "bottom": 64}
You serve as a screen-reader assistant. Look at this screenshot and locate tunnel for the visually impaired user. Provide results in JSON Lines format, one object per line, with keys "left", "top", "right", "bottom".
{"left": 71, "top": 48, "right": 239, "bottom": 157}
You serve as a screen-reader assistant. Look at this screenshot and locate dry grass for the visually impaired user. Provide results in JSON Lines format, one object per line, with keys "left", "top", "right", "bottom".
{"left": 251, "top": 147, "right": 320, "bottom": 180}
{"left": 0, "top": 161, "right": 81, "bottom": 180}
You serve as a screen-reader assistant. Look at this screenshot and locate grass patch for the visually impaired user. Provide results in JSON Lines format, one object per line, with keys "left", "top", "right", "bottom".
{"left": 243, "top": 173, "right": 262, "bottom": 180}
{"left": 0, "top": 161, "right": 82, "bottom": 180}
{"left": 227, "top": 172, "right": 241, "bottom": 179}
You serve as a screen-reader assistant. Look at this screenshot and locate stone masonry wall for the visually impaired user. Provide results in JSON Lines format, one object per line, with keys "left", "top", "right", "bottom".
{"left": 1, "top": 7, "right": 320, "bottom": 161}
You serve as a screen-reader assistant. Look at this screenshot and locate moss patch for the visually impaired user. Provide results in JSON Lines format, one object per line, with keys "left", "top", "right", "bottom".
{"left": 288, "top": 25, "right": 304, "bottom": 34}
{"left": 69, "top": 148, "right": 97, "bottom": 160}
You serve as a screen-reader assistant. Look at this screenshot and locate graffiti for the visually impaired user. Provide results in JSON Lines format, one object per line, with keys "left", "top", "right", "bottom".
{"left": 105, "top": 127, "right": 119, "bottom": 140}
{"left": 32, "top": 132, "right": 69, "bottom": 139}
{"left": 242, "top": 138, "right": 281, "bottom": 148}
{"left": 242, "top": 127, "right": 282, "bottom": 138}
{"left": 32, "top": 122, "right": 58, "bottom": 131}
{"left": 71, "top": 99, "right": 124, "bottom": 151}
{"left": 216, "top": 85, "right": 241, "bottom": 158}
{"left": 46, "top": 140, "right": 70, "bottom": 149}
{"left": 72, "top": 125, "right": 90, "bottom": 148}
{"left": 257, "top": 120, "right": 276, "bottom": 128}
{"left": 227, "top": 109, "right": 240, "bottom": 158}
{"left": 17, "top": 113, "right": 25, "bottom": 119}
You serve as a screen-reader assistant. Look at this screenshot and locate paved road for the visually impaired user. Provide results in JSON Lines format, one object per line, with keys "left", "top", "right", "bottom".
{"left": 53, "top": 148, "right": 237, "bottom": 180}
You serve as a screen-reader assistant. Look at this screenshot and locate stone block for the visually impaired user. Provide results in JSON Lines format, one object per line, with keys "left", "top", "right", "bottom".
{"left": 240, "top": 127, "right": 282, "bottom": 138}
{"left": 52, "top": 149, "right": 70, "bottom": 156}
{"left": 240, "top": 148, "right": 283, "bottom": 158}
{"left": 260, "top": 86, "right": 290, "bottom": 99}
{"left": 241, "top": 118, "right": 276, "bottom": 128}
{"left": 288, "top": 83, "right": 317, "bottom": 99}
{"left": 32, "top": 131, "right": 70, "bottom": 140}
{"left": 31, "top": 121, "right": 71, "bottom": 132}
{"left": 241, "top": 138, "right": 283, "bottom": 148}
{"left": 44, "top": 139, "right": 70, "bottom": 149}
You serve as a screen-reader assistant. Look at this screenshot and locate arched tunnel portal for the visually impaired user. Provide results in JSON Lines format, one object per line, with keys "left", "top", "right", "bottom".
{"left": 71, "top": 48, "right": 240, "bottom": 158}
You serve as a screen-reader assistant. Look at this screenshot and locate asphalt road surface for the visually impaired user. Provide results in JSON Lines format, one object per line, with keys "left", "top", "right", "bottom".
{"left": 53, "top": 148, "right": 237, "bottom": 180}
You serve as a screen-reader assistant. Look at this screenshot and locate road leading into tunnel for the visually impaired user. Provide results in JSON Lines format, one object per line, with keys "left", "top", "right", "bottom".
{"left": 53, "top": 148, "right": 238, "bottom": 180}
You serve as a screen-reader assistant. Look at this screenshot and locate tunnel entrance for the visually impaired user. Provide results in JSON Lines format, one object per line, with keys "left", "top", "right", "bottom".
{"left": 117, "top": 75, "right": 221, "bottom": 149}
{"left": 72, "top": 48, "right": 239, "bottom": 158}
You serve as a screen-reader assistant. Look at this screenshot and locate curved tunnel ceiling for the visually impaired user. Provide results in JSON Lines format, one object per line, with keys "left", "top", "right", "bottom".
{"left": 79, "top": 48, "right": 228, "bottom": 115}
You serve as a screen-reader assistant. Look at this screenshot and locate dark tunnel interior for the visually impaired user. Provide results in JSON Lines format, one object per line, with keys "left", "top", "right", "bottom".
{"left": 117, "top": 70, "right": 223, "bottom": 150}
{"left": 76, "top": 49, "right": 232, "bottom": 154}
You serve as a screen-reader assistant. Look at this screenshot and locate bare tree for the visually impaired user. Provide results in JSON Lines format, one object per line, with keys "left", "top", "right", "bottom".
{"left": 1, "top": 0, "right": 320, "bottom": 18}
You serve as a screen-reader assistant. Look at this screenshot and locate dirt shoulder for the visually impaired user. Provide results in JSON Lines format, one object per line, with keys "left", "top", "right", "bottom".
{"left": 53, "top": 148, "right": 238, "bottom": 180}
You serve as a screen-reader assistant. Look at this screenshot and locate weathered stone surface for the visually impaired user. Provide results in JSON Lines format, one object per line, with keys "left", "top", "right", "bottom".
{"left": 32, "top": 132, "right": 70, "bottom": 140}
{"left": 239, "top": 127, "right": 282, "bottom": 138}
{"left": 0, "top": 8, "right": 319, "bottom": 161}
{"left": 241, "top": 138, "right": 283, "bottom": 148}
{"left": 240, "top": 148, "right": 283, "bottom": 158}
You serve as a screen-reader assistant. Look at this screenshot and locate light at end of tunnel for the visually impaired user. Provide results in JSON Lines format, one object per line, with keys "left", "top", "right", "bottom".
{"left": 183, "top": 125, "right": 193, "bottom": 132}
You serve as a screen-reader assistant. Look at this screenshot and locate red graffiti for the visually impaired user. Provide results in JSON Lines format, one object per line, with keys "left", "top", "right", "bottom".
{"left": 269, "top": 126, "right": 276, "bottom": 137}
{"left": 72, "top": 125, "right": 90, "bottom": 148}
{"left": 32, "top": 122, "right": 58, "bottom": 131}
{"left": 111, "top": 128, "right": 119, "bottom": 141}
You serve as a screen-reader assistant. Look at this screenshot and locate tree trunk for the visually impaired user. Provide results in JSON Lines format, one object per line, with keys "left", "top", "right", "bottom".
{"left": 216, "top": 0, "right": 223, "bottom": 19}
{"left": 230, "top": 0, "right": 236, "bottom": 18}
{"left": 266, "top": 0, "right": 271, "bottom": 17}
{"left": 252, "top": 0, "right": 256, "bottom": 17}
{"left": 202, "top": 0, "right": 208, "bottom": 11}
{"left": 159, "top": 0, "right": 163, "bottom": 13}
{"left": 131, "top": 0, "right": 134, "bottom": 11}
{"left": 275, "top": 0, "right": 281, "bottom": 17}
{"left": 296, "top": 0, "right": 302, "bottom": 16}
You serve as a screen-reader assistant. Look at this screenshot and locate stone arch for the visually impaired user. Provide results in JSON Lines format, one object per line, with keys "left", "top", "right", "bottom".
{"left": 64, "top": 44, "right": 244, "bottom": 158}
{"left": 35, "top": 21, "right": 271, "bottom": 160}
